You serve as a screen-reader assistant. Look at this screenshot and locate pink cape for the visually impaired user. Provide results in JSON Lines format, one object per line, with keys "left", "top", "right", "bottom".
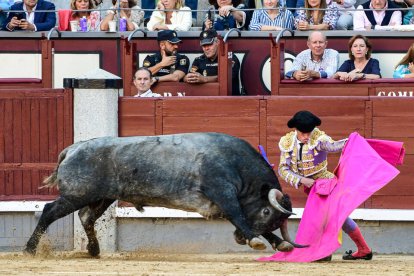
{"left": 258, "top": 132, "right": 404, "bottom": 262}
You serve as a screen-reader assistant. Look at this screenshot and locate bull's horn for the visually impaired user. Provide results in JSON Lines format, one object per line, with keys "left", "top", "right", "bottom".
{"left": 280, "top": 220, "right": 309, "bottom": 248}
{"left": 268, "top": 189, "right": 295, "bottom": 216}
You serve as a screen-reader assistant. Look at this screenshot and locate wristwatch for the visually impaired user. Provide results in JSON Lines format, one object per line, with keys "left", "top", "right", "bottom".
{"left": 154, "top": 76, "right": 159, "bottom": 83}
{"left": 361, "top": 73, "right": 366, "bottom": 79}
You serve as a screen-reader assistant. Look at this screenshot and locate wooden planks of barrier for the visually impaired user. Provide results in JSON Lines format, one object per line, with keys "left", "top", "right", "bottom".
{"left": 0, "top": 89, "right": 73, "bottom": 200}
{"left": 118, "top": 96, "right": 413, "bottom": 209}
{"left": 0, "top": 38, "right": 52, "bottom": 89}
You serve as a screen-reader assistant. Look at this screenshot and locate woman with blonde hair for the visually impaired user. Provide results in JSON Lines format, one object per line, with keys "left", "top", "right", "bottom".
{"left": 68, "top": 0, "right": 101, "bottom": 31}
{"left": 333, "top": 35, "right": 381, "bottom": 82}
{"left": 146, "top": 0, "right": 192, "bottom": 31}
{"left": 295, "top": 0, "right": 339, "bottom": 30}
{"left": 393, "top": 43, "right": 414, "bottom": 78}
{"left": 101, "top": 0, "right": 144, "bottom": 31}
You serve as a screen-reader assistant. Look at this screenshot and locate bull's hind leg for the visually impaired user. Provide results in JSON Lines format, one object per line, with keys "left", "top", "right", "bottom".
{"left": 78, "top": 199, "right": 115, "bottom": 257}
{"left": 25, "top": 197, "right": 84, "bottom": 255}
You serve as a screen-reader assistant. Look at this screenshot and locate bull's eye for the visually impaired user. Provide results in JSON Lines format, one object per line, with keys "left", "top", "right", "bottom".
{"left": 263, "top": 208, "right": 270, "bottom": 216}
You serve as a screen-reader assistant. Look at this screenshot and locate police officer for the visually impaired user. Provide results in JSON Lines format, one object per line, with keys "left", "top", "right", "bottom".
{"left": 143, "top": 30, "right": 189, "bottom": 83}
{"left": 184, "top": 29, "right": 241, "bottom": 95}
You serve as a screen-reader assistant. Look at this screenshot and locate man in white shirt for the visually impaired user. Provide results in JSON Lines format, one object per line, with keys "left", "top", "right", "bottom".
{"left": 285, "top": 31, "right": 339, "bottom": 81}
{"left": 133, "top": 67, "right": 161, "bottom": 98}
{"left": 353, "top": 0, "right": 402, "bottom": 30}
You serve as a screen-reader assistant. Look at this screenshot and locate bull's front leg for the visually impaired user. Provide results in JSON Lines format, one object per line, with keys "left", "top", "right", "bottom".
{"left": 203, "top": 188, "right": 267, "bottom": 250}
{"left": 262, "top": 232, "right": 294, "bottom": 252}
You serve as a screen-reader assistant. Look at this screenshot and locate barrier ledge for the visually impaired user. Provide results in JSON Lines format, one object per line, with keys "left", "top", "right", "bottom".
{"left": 0, "top": 32, "right": 44, "bottom": 38}
{"left": 280, "top": 78, "right": 414, "bottom": 84}
{"left": 0, "top": 78, "right": 42, "bottom": 83}
{"left": 272, "top": 30, "right": 414, "bottom": 38}
{"left": 2, "top": 30, "right": 414, "bottom": 39}
{"left": 0, "top": 201, "right": 412, "bottom": 221}
{"left": 280, "top": 79, "right": 372, "bottom": 84}
{"left": 115, "top": 207, "right": 414, "bottom": 221}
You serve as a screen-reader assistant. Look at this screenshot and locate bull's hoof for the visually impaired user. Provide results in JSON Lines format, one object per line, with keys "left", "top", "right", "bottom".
{"left": 233, "top": 231, "right": 247, "bottom": 245}
{"left": 23, "top": 246, "right": 36, "bottom": 256}
{"left": 248, "top": 237, "right": 267, "bottom": 250}
{"left": 87, "top": 242, "right": 100, "bottom": 257}
{"left": 276, "top": 241, "right": 294, "bottom": 252}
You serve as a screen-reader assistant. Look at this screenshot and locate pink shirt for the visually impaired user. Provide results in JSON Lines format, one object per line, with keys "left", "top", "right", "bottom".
{"left": 353, "top": 2, "right": 402, "bottom": 31}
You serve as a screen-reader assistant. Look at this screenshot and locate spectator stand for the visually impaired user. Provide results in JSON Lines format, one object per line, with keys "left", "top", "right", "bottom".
{"left": 122, "top": 28, "right": 235, "bottom": 96}
{"left": 270, "top": 29, "right": 414, "bottom": 96}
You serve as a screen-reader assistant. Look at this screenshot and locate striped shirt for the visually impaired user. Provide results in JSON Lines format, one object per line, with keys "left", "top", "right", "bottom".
{"left": 249, "top": 8, "right": 294, "bottom": 31}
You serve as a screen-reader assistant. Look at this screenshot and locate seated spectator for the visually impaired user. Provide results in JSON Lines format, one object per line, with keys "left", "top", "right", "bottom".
{"left": 133, "top": 67, "right": 162, "bottom": 97}
{"left": 329, "top": 0, "right": 356, "bottom": 30}
{"left": 295, "top": 0, "right": 339, "bottom": 30}
{"left": 392, "top": 0, "right": 413, "bottom": 24}
{"left": 248, "top": 0, "right": 295, "bottom": 30}
{"left": 3, "top": 0, "right": 56, "bottom": 32}
{"left": 59, "top": 0, "right": 101, "bottom": 31}
{"left": 72, "top": 0, "right": 101, "bottom": 31}
{"left": 143, "top": 30, "right": 190, "bottom": 82}
{"left": 353, "top": 0, "right": 402, "bottom": 30}
{"left": 286, "top": 0, "right": 305, "bottom": 13}
{"left": 146, "top": 0, "right": 192, "bottom": 31}
{"left": 407, "top": 0, "right": 414, "bottom": 24}
{"left": 393, "top": 43, "right": 414, "bottom": 78}
{"left": 0, "top": 0, "right": 12, "bottom": 30}
{"left": 184, "top": 29, "right": 241, "bottom": 95}
{"left": 333, "top": 35, "right": 381, "bottom": 82}
{"left": 285, "top": 31, "right": 339, "bottom": 81}
{"left": 101, "top": 0, "right": 144, "bottom": 31}
{"left": 204, "top": 0, "right": 246, "bottom": 30}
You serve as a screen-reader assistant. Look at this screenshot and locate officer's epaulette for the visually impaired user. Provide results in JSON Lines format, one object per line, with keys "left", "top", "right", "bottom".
{"left": 279, "top": 131, "right": 296, "bottom": 153}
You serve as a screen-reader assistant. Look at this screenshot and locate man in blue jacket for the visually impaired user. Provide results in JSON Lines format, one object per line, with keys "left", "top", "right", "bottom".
{"left": 3, "top": 0, "right": 56, "bottom": 32}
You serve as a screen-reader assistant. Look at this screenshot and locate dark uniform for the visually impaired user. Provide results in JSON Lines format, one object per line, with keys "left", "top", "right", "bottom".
{"left": 190, "top": 53, "right": 241, "bottom": 95}
{"left": 143, "top": 52, "right": 190, "bottom": 77}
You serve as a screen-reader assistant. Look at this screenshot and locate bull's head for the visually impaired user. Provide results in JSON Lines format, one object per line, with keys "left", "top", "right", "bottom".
{"left": 235, "top": 188, "right": 306, "bottom": 251}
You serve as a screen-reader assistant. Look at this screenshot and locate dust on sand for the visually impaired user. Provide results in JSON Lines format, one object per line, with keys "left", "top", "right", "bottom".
{"left": 0, "top": 251, "right": 413, "bottom": 276}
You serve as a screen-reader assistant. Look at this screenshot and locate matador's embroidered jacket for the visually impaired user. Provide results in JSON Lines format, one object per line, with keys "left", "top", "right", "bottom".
{"left": 278, "top": 128, "right": 347, "bottom": 189}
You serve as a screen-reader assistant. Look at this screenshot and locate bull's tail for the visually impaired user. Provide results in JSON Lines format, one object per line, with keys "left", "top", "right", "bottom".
{"left": 40, "top": 147, "right": 69, "bottom": 190}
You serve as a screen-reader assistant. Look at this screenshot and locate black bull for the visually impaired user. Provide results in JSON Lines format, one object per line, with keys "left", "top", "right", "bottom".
{"left": 25, "top": 133, "right": 305, "bottom": 256}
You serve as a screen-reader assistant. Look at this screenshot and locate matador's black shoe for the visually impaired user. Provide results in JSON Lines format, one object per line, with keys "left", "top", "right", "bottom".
{"left": 342, "top": 250, "right": 373, "bottom": 260}
{"left": 315, "top": 255, "right": 332, "bottom": 262}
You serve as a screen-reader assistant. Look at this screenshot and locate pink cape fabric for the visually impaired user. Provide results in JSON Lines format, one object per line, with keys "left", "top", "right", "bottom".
{"left": 258, "top": 132, "right": 404, "bottom": 263}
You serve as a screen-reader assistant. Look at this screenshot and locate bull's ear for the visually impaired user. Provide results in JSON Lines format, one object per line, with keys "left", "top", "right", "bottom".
{"left": 280, "top": 193, "right": 292, "bottom": 211}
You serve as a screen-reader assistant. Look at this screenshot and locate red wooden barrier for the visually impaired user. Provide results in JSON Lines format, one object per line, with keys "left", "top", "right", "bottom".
{"left": 119, "top": 96, "right": 413, "bottom": 209}
{"left": 0, "top": 89, "right": 73, "bottom": 200}
{"left": 0, "top": 38, "right": 52, "bottom": 89}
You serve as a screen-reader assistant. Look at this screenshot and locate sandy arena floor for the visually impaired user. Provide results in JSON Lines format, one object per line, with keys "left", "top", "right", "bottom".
{"left": 0, "top": 251, "right": 413, "bottom": 276}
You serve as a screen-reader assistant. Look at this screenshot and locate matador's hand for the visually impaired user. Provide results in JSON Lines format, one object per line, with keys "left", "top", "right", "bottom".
{"left": 300, "top": 177, "right": 315, "bottom": 188}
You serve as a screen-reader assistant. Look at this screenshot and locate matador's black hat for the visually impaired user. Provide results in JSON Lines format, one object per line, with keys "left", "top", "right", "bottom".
{"left": 287, "top": 110, "right": 321, "bottom": 133}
